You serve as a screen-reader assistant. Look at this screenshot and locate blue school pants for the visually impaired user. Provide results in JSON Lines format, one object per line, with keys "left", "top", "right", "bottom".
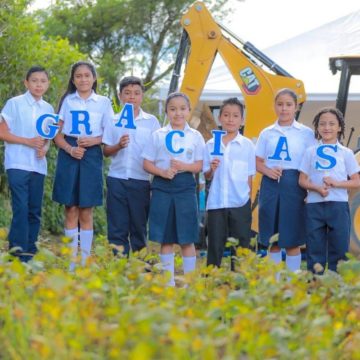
{"left": 106, "top": 177, "right": 150, "bottom": 256}
{"left": 305, "top": 201, "right": 350, "bottom": 273}
{"left": 7, "top": 169, "right": 45, "bottom": 262}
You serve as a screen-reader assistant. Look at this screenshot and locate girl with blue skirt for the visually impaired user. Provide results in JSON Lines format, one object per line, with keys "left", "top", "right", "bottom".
{"left": 255, "top": 88, "right": 315, "bottom": 272}
{"left": 52, "top": 61, "right": 114, "bottom": 269}
{"left": 143, "top": 92, "right": 205, "bottom": 286}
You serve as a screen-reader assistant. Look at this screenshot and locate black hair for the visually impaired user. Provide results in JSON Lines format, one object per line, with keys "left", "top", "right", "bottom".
{"left": 274, "top": 88, "right": 298, "bottom": 106}
{"left": 119, "top": 76, "right": 145, "bottom": 93}
{"left": 219, "top": 97, "right": 244, "bottom": 117}
{"left": 312, "top": 107, "right": 345, "bottom": 141}
{"left": 26, "top": 66, "right": 49, "bottom": 80}
{"left": 58, "top": 61, "right": 97, "bottom": 111}
{"left": 165, "top": 92, "right": 191, "bottom": 113}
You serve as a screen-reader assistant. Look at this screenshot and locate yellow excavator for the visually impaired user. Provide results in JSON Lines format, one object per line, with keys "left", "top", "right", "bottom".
{"left": 168, "top": 2, "right": 360, "bottom": 255}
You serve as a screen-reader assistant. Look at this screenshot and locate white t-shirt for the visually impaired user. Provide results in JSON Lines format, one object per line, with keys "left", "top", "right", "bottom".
{"left": 1, "top": 91, "right": 54, "bottom": 175}
{"left": 142, "top": 123, "right": 205, "bottom": 170}
{"left": 203, "top": 133, "right": 256, "bottom": 210}
{"left": 103, "top": 108, "right": 160, "bottom": 180}
{"left": 299, "top": 141, "right": 360, "bottom": 202}
{"left": 256, "top": 120, "right": 315, "bottom": 170}
{"left": 60, "top": 91, "right": 114, "bottom": 137}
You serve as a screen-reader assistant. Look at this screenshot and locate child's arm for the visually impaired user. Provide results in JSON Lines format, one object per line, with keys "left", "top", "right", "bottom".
{"left": 0, "top": 121, "right": 45, "bottom": 149}
{"left": 256, "top": 156, "right": 282, "bottom": 180}
{"left": 170, "top": 159, "right": 203, "bottom": 174}
{"left": 103, "top": 134, "right": 130, "bottom": 157}
{"left": 204, "top": 158, "right": 220, "bottom": 180}
{"left": 323, "top": 173, "right": 360, "bottom": 190}
{"left": 77, "top": 136, "right": 103, "bottom": 148}
{"left": 299, "top": 171, "right": 329, "bottom": 197}
{"left": 53, "top": 130, "right": 86, "bottom": 160}
{"left": 143, "top": 159, "right": 177, "bottom": 179}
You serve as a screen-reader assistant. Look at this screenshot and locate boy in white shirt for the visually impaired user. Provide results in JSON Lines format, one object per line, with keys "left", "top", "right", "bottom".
{"left": 0, "top": 66, "right": 54, "bottom": 261}
{"left": 103, "top": 76, "right": 160, "bottom": 256}
{"left": 203, "top": 98, "right": 256, "bottom": 269}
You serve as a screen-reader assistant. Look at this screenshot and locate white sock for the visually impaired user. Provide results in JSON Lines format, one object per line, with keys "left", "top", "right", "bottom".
{"left": 286, "top": 254, "right": 302, "bottom": 272}
{"left": 65, "top": 227, "right": 78, "bottom": 271}
{"left": 182, "top": 256, "right": 196, "bottom": 274}
{"left": 80, "top": 229, "right": 93, "bottom": 266}
{"left": 160, "top": 253, "right": 175, "bottom": 286}
{"left": 269, "top": 251, "right": 282, "bottom": 264}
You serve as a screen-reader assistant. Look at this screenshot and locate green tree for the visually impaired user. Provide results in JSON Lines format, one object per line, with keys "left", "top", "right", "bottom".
{"left": 38, "top": 0, "right": 239, "bottom": 100}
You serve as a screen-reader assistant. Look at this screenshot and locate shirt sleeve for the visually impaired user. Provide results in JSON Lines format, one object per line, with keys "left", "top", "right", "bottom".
{"left": 142, "top": 131, "right": 158, "bottom": 161}
{"left": 152, "top": 116, "right": 161, "bottom": 132}
{"left": 255, "top": 130, "right": 266, "bottom": 159}
{"left": 202, "top": 141, "right": 211, "bottom": 173}
{"left": 102, "top": 117, "right": 118, "bottom": 145}
{"left": 299, "top": 148, "right": 312, "bottom": 175}
{"left": 194, "top": 132, "right": 205, "bottom": 161}
{"left": 101, "top": 98, "right": 115, "bottom": 131}
{"left": 345, "top": 149, "right": 360, "bottom": 176}
{"left": 248, "top": 141, "right": 256, "bottom": 176}
{"left": 1, "top": 98, "right": 15, "bottom": 128}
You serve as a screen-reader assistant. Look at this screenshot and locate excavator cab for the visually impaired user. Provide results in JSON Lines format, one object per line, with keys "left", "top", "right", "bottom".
{"left": 329, "top": 56, "right": 360, "bottom": 255}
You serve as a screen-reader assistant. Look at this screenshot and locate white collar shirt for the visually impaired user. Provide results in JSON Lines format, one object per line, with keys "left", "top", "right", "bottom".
{"left": 299, "top": 141, "right": 360, "bottom": 202}
{"left": 255, "top": 120, "right": 315, "bottom": 170}
{"left": 142, "top": 122, "right": 205, "bottom": 170}
{"left": 60, "top": 91, "right": 114, "bottom": 137}
{"left": 1, "top": 91, "right": 54, "bottom": 175}
{"left": 103, "top": 108, "right": 160, "bottom": 180}
{"left": 203, "top": 133, "right": 256, "bottom": 209}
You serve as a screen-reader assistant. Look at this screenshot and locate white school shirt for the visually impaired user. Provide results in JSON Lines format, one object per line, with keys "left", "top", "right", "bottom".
{"left": 60, "top": 91, "right": 114, "bottom": 137}
{"left": 255, "top": 120, "right": 315, "bottom": 170}
{"left": 0, "top": 91, "right": 54, "bottom": 175}
{"left": 299, "top": 141, "right": 360, "bottom": 203}
{"left": 142, "top": 123, "right": 205, "bottom": 170}
{"left": 203, "top": 133, "right": 256, "bottom": 210}
{"left": 103, "top": 108, "right": 160, "bottom": 180}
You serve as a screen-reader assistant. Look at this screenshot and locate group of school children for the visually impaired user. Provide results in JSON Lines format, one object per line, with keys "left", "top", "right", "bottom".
{"left": 0, "top": 62, "right": 359, "bottom": 284}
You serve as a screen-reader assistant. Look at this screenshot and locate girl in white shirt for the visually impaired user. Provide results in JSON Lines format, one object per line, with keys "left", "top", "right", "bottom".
{"left": 299, "top": 107, "right": 360, "bottom": 273}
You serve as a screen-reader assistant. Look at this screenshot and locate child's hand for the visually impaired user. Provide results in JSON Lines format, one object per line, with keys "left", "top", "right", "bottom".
{"left": 36, "top": 147, "right": 48, "bottom": 159}
{"left": 323, "top": 176, "right": 338, "bottom": 188}
{"left": 162, "top": 167, "right": 177, "bottom": 180}
{"left": 317, "top": 185, "right": 329, "bottom": 197}
{"left": 267, "top": 167, "right": 282, "bottom": 181}
{"left": 210, "top": 158, "right": 221, "bottom": 172}
{"left": 28, "top": 136, "right": 45, "bottom": 150}
{"left": 70, "top": 146, "right": 86, "bottom": 160}
{"left": 118, "top": 134, "right": 130, "bottom": 149}
{"left": 77, "top": 136, "right": 100, "bottom": 148}
{"left": 170, "top": 159, "right": 185, "bottom": 171}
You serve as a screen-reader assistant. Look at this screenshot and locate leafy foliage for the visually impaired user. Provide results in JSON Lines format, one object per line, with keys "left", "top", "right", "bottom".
{"left": 0, "top": 237, "right": 359, "bottom": 359}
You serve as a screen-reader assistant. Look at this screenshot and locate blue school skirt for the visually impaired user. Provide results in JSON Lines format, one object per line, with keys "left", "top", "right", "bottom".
{"left": 52, "top": 136, "right": 103, "bottom": 207}
{"left": 149, "top": 172, "right": 199, "bottom": 245}
{"left": 258, "top": 169, "right": 306, "bottom": 248}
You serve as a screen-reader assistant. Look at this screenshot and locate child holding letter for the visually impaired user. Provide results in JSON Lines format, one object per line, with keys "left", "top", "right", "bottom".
{"left": 0, "top": 66, "right": 53, "bottom": 261}
{"left": 52, "top": 61, "right": 114, "bottom": 268}
{"left": 299, "top": 107, "right": 360, "bottom": 273}
{"left": 203, "top": 98, "right": 255, "bottom": 269}
{"left": 103, "top": 76, "right": 160, "bottom": 256}
{"left": 256, "top": 88, "right": 315, "bottom": 272}
{"left": 143, "top": 92, "right": 205, "bottom": 286}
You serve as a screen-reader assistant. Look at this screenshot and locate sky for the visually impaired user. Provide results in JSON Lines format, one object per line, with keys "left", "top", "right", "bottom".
{"left": 227, "top": 0, "right": 360, "bottom": 49}
{"left": 31, "top": 0, "right": 360, "bottom": 49}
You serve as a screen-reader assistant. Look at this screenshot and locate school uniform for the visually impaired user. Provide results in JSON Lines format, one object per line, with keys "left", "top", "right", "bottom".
{"left": 203, "top": 133, "right": 255, "bottom": 267}
{"left": 102, "top": 108, "right": 160, "bottom": 255}
{"left": 255, "top": 120, "right": 315, "bottom": 248}
{"left": 142, "top": 123, "right": 205, "bottom": 245}
{"left": 299, "top": 141, "right": 360, "bottom": 272}
{"left": 52, "top": 91, "right": 114, "bottom": 207}
{"left": 1, "top": 91, "right": 54, "bottom": 261}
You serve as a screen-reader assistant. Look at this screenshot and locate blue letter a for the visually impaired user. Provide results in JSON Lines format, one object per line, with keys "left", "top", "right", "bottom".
{"left": 268, "top": 136, "right": 291, "bottom": 161}
{"left": 115, "top": 103, "right": 136, "bottom": 129}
